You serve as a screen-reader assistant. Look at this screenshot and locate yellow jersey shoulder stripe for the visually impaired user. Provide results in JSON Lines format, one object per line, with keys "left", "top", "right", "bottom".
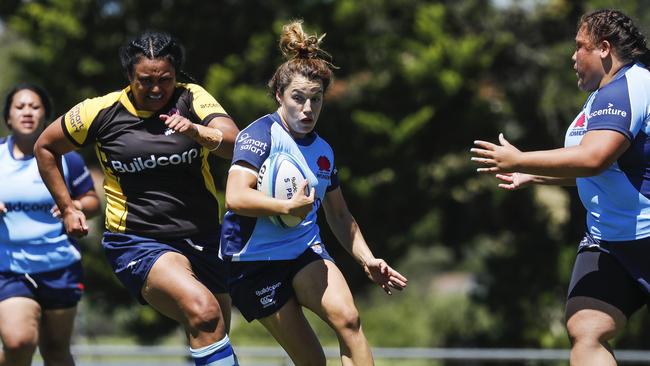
{"left": 180, "top": 83, "right": 228, "bottom": 123}
{"left": 63, "top": 91, "right": 123, "bottom": 146}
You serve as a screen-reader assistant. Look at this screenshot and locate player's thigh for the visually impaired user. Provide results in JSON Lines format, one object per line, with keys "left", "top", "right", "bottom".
{"left": 566, "top": 296, "right": 626, "bottom": 341}
{"left": 39, "top": 306, "right": 77, "bottom": 349}
{"left": 565, "top": 248, "right": 641, "bottom": 338}
{"left": 0, "top": 297, "right": 41, "bottom": 345}
{"left": 293, "top": 259, "right": 358, "bottom": 327}
{"left": 142, "top": 251, "right": 218, "bottom": 322}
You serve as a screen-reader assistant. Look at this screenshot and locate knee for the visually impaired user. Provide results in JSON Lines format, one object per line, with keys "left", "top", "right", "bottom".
{"left": 566, "top": 312, "right": 617, "bottom": 345}
{"left": 2, "top": 333, "right": 38, "bottom": 356}
{"left": 185, "top": 296, "right": 222, "bottom": 332}
{"left": 330, "top": 305, "right": 362, "bottom": 334}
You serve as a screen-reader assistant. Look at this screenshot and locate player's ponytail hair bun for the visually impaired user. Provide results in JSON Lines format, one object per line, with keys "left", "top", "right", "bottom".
{"left": 279, "top": 20, "right": 326, "bottom": 60}
{"left": 269, "top": 20, "right": 336, "bottom": 101}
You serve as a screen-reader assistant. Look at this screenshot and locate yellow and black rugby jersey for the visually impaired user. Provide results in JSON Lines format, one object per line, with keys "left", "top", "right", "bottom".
{"left": 62, "top": 83, "right": 229, "bottom": 239}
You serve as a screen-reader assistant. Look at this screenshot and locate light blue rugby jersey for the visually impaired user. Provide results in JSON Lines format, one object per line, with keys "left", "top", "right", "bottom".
{"left": 0, "top": 135, "right": 95, "bottom": 273}
{"left": 220, "top": 112, "right": 340, "bottom": 261}
{"left": 564, "top": 63, "right": 650, "bottom": 241}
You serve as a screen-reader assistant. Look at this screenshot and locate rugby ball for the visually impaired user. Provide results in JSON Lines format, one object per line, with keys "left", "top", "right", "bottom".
{"left": 257, "top": 152, "right": 310, "bottom": 228}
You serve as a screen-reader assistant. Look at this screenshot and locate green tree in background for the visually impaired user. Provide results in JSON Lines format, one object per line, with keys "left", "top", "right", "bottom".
{"left": 1, "top": 0, "right": 649, "bottom": 349}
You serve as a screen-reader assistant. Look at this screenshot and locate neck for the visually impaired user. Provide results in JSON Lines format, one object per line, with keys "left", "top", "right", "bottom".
{"left": 276, "top": 108, "right": 306, "bottom": 139}
{"left": 600, "top": 57, "right": 630, "bottom": 89}
{"left": 12, "top": 134, "right": 37, "bottom": 159}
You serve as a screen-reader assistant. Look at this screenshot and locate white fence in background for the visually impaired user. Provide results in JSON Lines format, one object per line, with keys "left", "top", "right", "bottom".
{"left": 29, "top": 345, "right": 650, "bottom": 365}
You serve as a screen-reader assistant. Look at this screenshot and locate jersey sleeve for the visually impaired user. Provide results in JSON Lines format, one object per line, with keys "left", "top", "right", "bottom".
{"left": 185, "top": 83, "right": 229, "bottom": 126}
{"left": 232, "top": 120, "right": 272, "bottom": 170}
{"left": 586, "top": 77, "right": 634, "bottom": 140}
{"left": 63, "top": 152, "right": 95, "bottom": 197}
{"left": 62, "top": 92, "right": 121, "bottom": 147}
{"left": 327, "top": 166, "right": 340, "bottom": 192}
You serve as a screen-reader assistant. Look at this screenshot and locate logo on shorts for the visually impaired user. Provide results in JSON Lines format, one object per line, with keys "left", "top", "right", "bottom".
{"left": 255, "top": 282, "right": 281, "bottom": 308}
{"left": 311, "top": 244, "right": 323, "bottom": 254}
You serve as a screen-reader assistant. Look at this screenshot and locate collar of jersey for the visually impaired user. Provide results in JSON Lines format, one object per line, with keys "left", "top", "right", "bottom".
{"left": 6, "top": 135, "right": 34, "bottom": 161}
{"left": 612, "top": 62, "right": 634, "bottom": 82}
{"left": 119, "top": 86, "right": 155, "bottom": 118}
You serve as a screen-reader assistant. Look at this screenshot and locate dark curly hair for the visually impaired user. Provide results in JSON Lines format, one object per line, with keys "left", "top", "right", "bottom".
{"left": 579, "top": 9, "right": 650, "bottom": 66}
{"left": 119, "top": 30, "right": 195, "bottom": 82}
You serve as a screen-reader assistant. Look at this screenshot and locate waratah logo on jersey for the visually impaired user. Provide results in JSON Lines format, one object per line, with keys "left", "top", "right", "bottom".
{"left": 588, "top": 103, "right": 628, "bottom": 119}
{"left": 237, "top": 132, "right": 268, "bottom": 156}
{"left": 109, "top": 148, "right": 199, "bottom": 173}
{"left": 316, "top": 156, "right": 331, "bottom": 179}
{"left": 569, "top": 112, "right": 587, "bottom": 137}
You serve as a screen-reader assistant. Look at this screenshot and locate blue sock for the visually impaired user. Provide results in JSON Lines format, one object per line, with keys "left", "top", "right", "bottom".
{"left": 189, "top": 334, "right": 238, "bottom": 366}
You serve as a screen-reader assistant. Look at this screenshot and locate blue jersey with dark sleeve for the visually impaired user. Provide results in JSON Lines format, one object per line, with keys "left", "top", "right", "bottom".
{"left": 0, "top": 136, "right": 95, "bottom": 273}
{"left": 564, "top": 63, "right": 650, "bottom": 240}
{"left": 220, "top": 112, "right": 340, "bottom": 261}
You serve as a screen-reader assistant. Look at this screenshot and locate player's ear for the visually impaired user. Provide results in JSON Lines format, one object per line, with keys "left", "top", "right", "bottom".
{"left": 275, "top": 90, "right": 283, "bottom": 105}
{"left": 599, "top": 40, "right": 612, "bottom": 59}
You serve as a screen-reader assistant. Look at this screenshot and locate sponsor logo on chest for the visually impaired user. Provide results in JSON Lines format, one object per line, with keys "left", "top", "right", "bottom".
{"left": 238, "top": 133, "right": 268, "bottom": 156}
{"left": 568, "top": 112, "right": 587, "bottom": 137}
{"left": 109, "top": 148, "right": 199, "bottom": 173}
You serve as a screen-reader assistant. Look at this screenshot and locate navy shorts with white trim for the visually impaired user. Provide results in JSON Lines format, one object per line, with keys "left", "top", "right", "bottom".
{"left": 227, "top": 244, "right": 333, "bottom": 322}
{"left": 102, "top": 232, "right": 227, "bottom": 304}
{"left": 0, "top": 260, "right": 83, "bottom": 309}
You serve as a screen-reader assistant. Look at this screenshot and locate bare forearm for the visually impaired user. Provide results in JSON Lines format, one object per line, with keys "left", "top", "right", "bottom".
{"left": 517, "top": 147, "right": 602, "bottom": 177}
{"left": 327, "top": 213, "right": 374, "bottom": 266}
{"left": 75, "top": 192, "right": 101, "bottom": 218}
{"left": 202, "top": 116, "right": 239, "bottom": 159}
{"left": 226, "top": 188, "right": 292, "bottom": 217}
{"left": 530, "top": 175, "right": 576, "bottom": 186}
{"left": 192, "top": 124, "right": 223, "bottom": 152}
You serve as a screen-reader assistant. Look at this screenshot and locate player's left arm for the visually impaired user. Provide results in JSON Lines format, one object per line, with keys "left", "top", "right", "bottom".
{"left": 323, "top": 187, "right": 407, "bottom": 294}
{"left": 472, "top": 131, "right": 630, "bottom": 177}
{"left": 160, "top": 114, "right": 238, "bottom": 159}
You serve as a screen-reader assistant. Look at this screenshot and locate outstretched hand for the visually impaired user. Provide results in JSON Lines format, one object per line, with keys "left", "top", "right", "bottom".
{"left": 495, "top": 172, "right": 533, "bottom": 190}
{"left": 471, "top": 133, "right": 521, "bottom": 173}
{"left": 363, "top": 258, "right": 408, "bottom": 295}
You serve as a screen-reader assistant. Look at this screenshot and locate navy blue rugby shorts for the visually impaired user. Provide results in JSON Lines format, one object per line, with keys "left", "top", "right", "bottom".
{"left": 568, "top": 233, "right": 650, "bottom": 318}
{"left": 227, "top": 243, "right": 334, "bottom": 322}
{"left": 0, "top": 260, "right": 84, "bottom": 309}
{"left": 102, "top": 232, "right": 227, "bottom": 304}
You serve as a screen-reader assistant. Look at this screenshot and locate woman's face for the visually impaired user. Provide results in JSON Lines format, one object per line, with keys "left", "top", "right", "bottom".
{"left": 572, "top": 25, "right": 605, "bottom": 92}
{"left": 7, "top": 89, "right": 46, "bottom": 137}
{"left": 129, "top": 57, "right": 176, "bottom": 112}
{"left": 276, "top": 74, "right": 323, "bottom": 139}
